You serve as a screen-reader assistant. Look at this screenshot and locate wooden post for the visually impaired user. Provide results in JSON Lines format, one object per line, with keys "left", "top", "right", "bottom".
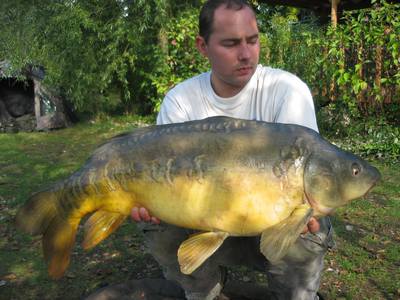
{"left": 33, "top": 79, "right": 41, "bottom": 121}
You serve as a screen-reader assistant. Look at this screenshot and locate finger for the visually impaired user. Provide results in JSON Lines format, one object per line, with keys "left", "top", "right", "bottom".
{"left": 301, "top": 225, "right": 309, "bottom": 234}
{"left": 139, "top": 207, "right": 151, "bottom": 222}
{"left": 131, "top": 207, "right": 141, "bottom": 222}
{"left": 307, "top": 218, "right": 320, "bottom": 233}
{"left": 151, "top": 216, "right": 161, "bottom": 225}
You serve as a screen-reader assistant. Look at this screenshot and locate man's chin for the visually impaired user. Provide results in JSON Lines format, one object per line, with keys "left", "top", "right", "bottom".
{"left": 233, "top": 73, "right": 253, "bottom": 87}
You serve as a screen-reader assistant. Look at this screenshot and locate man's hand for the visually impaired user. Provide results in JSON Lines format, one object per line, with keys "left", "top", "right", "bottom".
{"left": 302, "top": 217, "right": 320, "bottom": 234}
{"left": 131, "top": 207, "right": 160, "bottom": 224}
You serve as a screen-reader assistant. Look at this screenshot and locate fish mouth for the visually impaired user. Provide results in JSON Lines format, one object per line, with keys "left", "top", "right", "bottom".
{"left": 361, "top": 181, "right": 379, "bottom": 201}
{"left": 365, "top": 180, "right": 379, "bottom": 196}
{"left": 304, "top": 192, "right": 335, "bottom": 216}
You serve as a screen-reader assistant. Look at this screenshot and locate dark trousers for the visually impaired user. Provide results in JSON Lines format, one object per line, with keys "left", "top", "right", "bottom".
{"left": 142, "top": 216, "right": 334, "bottom": 300}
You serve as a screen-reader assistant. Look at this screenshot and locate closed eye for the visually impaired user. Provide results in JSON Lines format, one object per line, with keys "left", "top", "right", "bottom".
{"left": 221, "top": 39, "right": 240, "bottom": 47}
{"left": 247, "top": 36, "right": 259, "bottom": 44}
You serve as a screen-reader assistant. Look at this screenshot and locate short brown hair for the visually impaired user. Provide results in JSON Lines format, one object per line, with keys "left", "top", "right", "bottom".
{"left": 199, "top": 0, "right": 255, "bottom": 43}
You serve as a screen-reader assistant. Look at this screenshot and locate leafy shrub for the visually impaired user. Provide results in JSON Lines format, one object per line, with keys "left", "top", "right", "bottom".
{"left": 320, "top": 0, "right": 400, "bottom": 117}
{"left": 319, "top": 105, "right": 400, "bottom": 160}
{"left": 258, "top": 10, "right": 324, "bottom": 97}
{"left": 258, "top": 0, "right": 399, "bottom": 119}
{"left": 1, "top": 0, "right": 398, "bottom": 124}
{"left": 148, "top": 7, "right": 208, "bottom": 111}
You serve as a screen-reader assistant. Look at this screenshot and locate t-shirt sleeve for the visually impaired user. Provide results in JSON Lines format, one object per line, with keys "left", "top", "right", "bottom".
{"left": 156, "top": 92, "right": 189, "bottom": 125}
{"left": 273, "top": 73, "right": 319, "bottom": 132}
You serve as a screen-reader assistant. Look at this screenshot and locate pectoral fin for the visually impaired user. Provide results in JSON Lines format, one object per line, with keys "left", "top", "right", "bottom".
{"left": 260, "top": 204, "right": 313, "bottom": 262}
{"left": 82, "top": 211, "right": 126, "bottom": 250}
{"left": 178, "top": 231, "right": 229, "bottom": 275}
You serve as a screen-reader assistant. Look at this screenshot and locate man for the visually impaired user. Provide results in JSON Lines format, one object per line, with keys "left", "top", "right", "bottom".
{"left": 132, "top": 1, "right": 334, "bottom": 299}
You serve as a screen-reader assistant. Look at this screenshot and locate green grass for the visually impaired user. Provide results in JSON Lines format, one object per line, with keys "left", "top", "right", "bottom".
{"left": 320, "top": 162, "right": 400, "bottom": 300}
{"left": 0, "top": 117, "right": 399, "bottom": 299}
{"left": 0, "top": 115, "right": 160, "bottom": 299}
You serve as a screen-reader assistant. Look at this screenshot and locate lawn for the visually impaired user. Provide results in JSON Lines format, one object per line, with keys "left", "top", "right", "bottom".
{"left": 0, "top": 116, "right": 399, "bottom": 300}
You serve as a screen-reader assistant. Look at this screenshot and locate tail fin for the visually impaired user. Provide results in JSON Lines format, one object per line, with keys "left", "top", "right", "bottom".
{"left": 43, "top": 216, "right": 79, "bottom": 279}
{"left": 15, "top": 189, "right": 79, "bottom": 279}
{"left": 15, "top": 190, "right": 58, "bottom": 236}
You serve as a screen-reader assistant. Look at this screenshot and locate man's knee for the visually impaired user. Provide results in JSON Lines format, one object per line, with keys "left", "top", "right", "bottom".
{"left": 265, "top": 217, "right": 334, "bottom": 300}
{"left": 284, "top": 216, "right": 335, "bottom": 263}
{"left": 142, "top": 224, "right": 226, "bottom": 298}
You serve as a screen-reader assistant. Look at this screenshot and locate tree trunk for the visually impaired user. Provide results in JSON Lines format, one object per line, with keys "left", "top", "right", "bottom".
{"left": 374, "top": 44, "right": 383, "bottom": 111}
{"left": 329, "top": 0, "right": 341, "bottom": 101}
{"left": 331, "top": 0, "right": 340, "bottom": 27}
{"left": 356, "top": 42, "right": 366, "bottom": 113}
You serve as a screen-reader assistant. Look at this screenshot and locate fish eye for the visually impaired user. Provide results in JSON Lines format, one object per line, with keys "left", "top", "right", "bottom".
{"left": 351, "top": 163, "right": 361, "bottom": 176}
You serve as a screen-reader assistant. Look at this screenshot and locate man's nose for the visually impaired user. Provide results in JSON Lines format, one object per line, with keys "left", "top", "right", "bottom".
{"left": 238, "top": 43, "right": 251, "bottom": 61}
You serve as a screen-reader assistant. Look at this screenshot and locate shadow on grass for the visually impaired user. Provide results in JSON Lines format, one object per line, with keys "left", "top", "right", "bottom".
{"left": 1, "top": 220, "right": 164, "bottom": 300}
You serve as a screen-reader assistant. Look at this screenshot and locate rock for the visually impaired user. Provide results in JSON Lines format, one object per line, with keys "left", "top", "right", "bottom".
{"left": 85, "top": 278, "right": 185, "bottom": 300}
{"left": 85, "top": 278, "right": 278, "bottom": 300}
{"left": 223, "top": 280, "right": 272, "bottom": 300}
{"left": 15, "top": 114, "right": 36, "bottom": 132}
{"left": 345, "top": 225, "right": 354, "bottom": 231}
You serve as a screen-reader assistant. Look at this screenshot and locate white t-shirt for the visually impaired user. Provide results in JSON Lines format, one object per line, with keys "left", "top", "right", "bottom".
{"left": 157, "top": 64, "right": 318, "bottom": 132}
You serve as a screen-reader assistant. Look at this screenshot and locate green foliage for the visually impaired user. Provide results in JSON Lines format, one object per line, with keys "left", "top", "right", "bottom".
{"left": 343, "top": 122, "right": 399, "bottom": 161}
{"left": 319, "top": 105, "right": 400, "bottom": 161}
{"left": 0, "top": 0, "right": 398, "bottom": 123}
{"left": 256, "top": 0, "right": 400, "bottom": 122}
{"left": 258, "top": 11, "right": 324, "bottom": 98}
{"left": 147, "top": 7, "right": 209, "bottom": 111}
{"left": 0, "top": 0, "right": 174, "bottom": 115}
{"left": 0, "top": 1, "right": 41, "bottom": 76}
{"left": 258, "top": 0, "right": 400, "bottom": 119}
{"left": 325, "top": 0, "right": 400, "bottom": 116}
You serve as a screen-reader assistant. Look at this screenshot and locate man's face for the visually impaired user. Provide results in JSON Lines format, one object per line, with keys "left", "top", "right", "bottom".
{"left": 197, "top": 5, "right": 260, "bottom": 97}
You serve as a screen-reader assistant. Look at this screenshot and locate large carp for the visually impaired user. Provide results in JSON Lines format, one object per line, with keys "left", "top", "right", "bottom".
{"left": 16, "top": 116, "right": 380, "bottom": 279}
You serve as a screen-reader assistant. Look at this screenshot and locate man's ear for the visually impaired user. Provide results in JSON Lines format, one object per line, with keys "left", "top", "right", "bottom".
{"left": 196, "top": 36, "right": 208, "bottom": 57}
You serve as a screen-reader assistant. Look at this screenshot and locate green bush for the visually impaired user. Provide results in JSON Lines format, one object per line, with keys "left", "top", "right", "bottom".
{"left": 1, "top": 0, "right": 398, "bottom": 123}
{"left": 320, "top": 0, "right": 400, "bottom": 117}
{"left": 334, "top": 124, "right": 399, "bottom": 161}
{"left": 147, "top": 7, "right": 208, "bottom": 111}
{"left": 258, "top": 0, "right": 399, "bottom": 119}
{"left": 318, "top": 105, "right": 400, "bottom": 160}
